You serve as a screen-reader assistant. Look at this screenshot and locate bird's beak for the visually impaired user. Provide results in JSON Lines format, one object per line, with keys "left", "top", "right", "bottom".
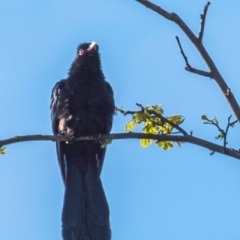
{"left": 87, "top": 42, "right": 97, "bottom": 51}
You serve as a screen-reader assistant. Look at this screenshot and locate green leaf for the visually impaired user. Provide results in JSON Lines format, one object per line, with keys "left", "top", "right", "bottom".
{"left": 215, "top": 133, "right": 224, "bottom": 140}
{"left": 140, "top": 138, "right": 152, "bottom": 148}
{"left": 157, "top": 141, "right": 173, "bottom": 150}
{"left": 168, "top": 114, "right": 182, "bottom": 124}
{"left": 0, "top": 146, "right": 6, "bottom": 155}
{"left": 212, "top": 117, "right": 218, "bottom": 124}
{"left": 201, "top": 114, "right": 208, "bottom": 120}
{"left": 124, "top": 120, "right": 136, "bottom": 131}
{"left": 152, "top": 104, "right": 164, "bottom": 115}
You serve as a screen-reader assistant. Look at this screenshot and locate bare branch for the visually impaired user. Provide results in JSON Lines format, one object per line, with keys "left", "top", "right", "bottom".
{"left": 0, "top": 134, "right": 75, "bottom": 146}
{"left": 0, "top": 133, "right": 240, "bottom": 160}
{"left": 224, "top": 116, "right": 238, "bottom": 147}
{"left": 176, "top": 36, "right": 211, "bottom": 77}
{"left": 175, "top": 36, "right": 191, "bottom": 68}
{"left": 185, "top": 66, "right": 212, "bottom": 77}
{"left": 115, "top": 106, "right": 136, "bottom": 115}
{"left": 198, "top": 1, "right": 211, "bottom": 42}
{"left": 136, "top": 0, "right": 173, "bottom": 20}
{"left": 136, "top": 0, "right": 240, "bottom": 122}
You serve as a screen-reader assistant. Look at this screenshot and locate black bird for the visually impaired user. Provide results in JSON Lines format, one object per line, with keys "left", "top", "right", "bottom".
{"left": 50, "top": 42, "right": 114, "bottom": 240}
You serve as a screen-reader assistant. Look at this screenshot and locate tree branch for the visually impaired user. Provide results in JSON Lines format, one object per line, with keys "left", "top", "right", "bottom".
{"left": 136, "top": 0, "right": 240, "bottom": 122}
{"left": 198, "top": 1, "right": 211, "bottom": 42}
{"left": 176, "top": 36, "right": 211, "bottom": 77}
{"left": 202, "top": 115, "right": 238, "bottom": 149}
{"left": 224, "top": 116, "right": 238, "bottom": 148}
{"left": 0, "top": 133, "right": 240, "bottom": 160}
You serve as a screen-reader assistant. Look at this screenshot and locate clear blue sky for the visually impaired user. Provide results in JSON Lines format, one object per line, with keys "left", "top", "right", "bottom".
{"left": 1, "top": 0, "right": 240, "bottom": 239}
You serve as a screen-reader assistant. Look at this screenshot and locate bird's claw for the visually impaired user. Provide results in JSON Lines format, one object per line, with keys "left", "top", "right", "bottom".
{"left": 58, "top": 129, "right": 75, "bottom": 144}
{"left": 95, "top": 133, "right": 103, "bottom": 143}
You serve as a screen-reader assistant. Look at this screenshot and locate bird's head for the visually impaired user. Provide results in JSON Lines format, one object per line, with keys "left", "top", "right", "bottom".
{"left": 68, "top": 41, "right": 101, "bottom": 77}
{"left": 77, "top": 42, "right": 99, "bottom": 56}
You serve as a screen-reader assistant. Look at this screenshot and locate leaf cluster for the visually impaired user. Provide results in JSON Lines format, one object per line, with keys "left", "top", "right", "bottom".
{"left": 124, "top": 104, "right": 183, "bottom": 149}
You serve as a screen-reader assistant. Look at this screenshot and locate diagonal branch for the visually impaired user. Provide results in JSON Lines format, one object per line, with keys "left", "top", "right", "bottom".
{"left": 136, "top": 0, "right": 240, "bottom": 122}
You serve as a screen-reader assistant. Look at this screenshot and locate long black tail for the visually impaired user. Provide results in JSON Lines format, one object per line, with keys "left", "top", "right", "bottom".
{"left": 61, "top": 159, "right": 111, "bottom": 240}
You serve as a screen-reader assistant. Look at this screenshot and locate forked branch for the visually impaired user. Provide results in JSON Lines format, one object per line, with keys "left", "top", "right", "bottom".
{"left": 136, "top": 0, "right": 240, "bottom": 121}
{"left": 176, "top": 36, "right": 211, "bottom": 77}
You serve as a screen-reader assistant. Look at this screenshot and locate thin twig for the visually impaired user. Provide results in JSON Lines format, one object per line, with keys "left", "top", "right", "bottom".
{"left": 185, "top": 66, "right": 212, "bottom": 77}
{"left": 198, "top": 1, "right": 211, "bottom": 42}
{"left": 224, "top": 116, "right": 238, "bottom": 147}
{"left": 115, "top": 106, "right": 136, "bottom": 115}
{"left": 176, "top": 36, "right": 211, "bottom": 77}
{"left": 175, "top": 36, "right": 191, "bottom": 68}
{"left": 204, "top": 119, "right": 224, "bottom": 135}
{"left": 203, "top": 115, "right": 238, "bottom": 148}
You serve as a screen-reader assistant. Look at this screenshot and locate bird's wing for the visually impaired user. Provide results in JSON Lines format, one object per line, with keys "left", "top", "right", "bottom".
{"left": 50, "top": 79, "right": 68, "bottom": 182}
{"left": 96, "top": 80, "right": 115, "bottom": 175}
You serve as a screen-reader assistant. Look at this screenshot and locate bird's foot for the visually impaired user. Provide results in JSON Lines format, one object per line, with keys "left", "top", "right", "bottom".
{"left": 58, "top": 128, "right": 75, "bottom": 144}
{"left": 95, "top": 133, "right": 103, "bottom": 144}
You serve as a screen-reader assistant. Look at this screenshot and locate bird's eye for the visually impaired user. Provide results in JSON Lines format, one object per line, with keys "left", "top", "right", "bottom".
{"left": 79, "top": 49, "right": 84, "bottom": 55}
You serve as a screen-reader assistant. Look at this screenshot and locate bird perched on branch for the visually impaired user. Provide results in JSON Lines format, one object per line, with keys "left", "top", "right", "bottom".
{"left": 50, "top": 42, "right": 114, "bottom": 240}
